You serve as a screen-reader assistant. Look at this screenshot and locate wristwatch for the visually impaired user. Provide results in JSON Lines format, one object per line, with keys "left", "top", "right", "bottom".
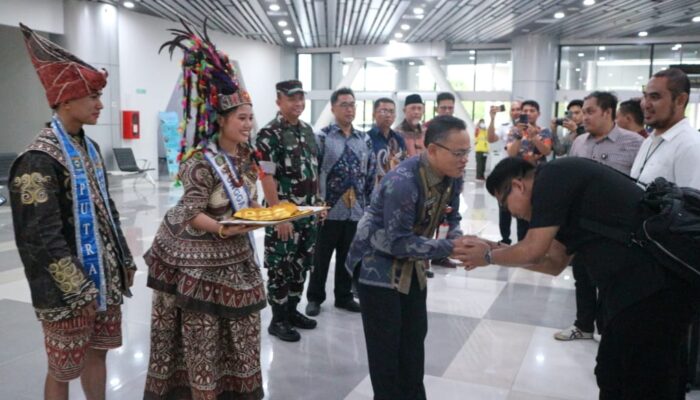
{"left": 484, "top": 248, "right": 493, "bottom": 265}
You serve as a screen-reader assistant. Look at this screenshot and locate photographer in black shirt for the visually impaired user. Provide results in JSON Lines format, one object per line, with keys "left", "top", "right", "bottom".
{"left": 455, "top": 156, "right": 692, "bottom": 400}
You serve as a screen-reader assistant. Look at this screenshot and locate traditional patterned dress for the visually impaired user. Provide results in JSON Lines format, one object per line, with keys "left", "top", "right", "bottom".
{"left": 143, "top": 143, "right": 266, "bottom": 400}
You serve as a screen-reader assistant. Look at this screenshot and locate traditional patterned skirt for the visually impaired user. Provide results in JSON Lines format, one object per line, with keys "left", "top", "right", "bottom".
{"left": 143, "top": 292, "right": 264, "bottom": 400}
{"left": 143, "top": 225, "right": 266, "bottom": 399}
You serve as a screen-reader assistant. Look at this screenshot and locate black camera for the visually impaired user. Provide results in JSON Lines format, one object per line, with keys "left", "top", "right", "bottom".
{"left": 518, "top": 114, "right": 528, "bottom": 124}
{"left": 555, "top": 111, "right": 572, "bottom": 126}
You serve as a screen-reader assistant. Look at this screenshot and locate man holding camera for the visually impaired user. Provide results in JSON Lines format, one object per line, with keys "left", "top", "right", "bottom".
{"left": 505, "top": 100, "right": 552, "bottom": 241}
{"left": 554, "top": 91, "right": 642, "bottom": 342}
{"left": 550, "top": 100, "right": 585, "bottom": 156}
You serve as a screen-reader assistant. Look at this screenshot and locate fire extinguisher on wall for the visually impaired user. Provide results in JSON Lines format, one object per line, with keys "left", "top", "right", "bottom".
{"left": 122, "top": 110, "right": 140, "bottom": 139}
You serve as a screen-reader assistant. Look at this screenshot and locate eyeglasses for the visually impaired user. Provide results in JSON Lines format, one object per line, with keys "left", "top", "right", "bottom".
{"left": 337, "top": 102, "right": 356, "bottom": 109}
{"left": 432, "top": 142, "right": 470, "bottom": 159}
{"left": 497, "top": 185, "right": 512, "bottom": 208}
{"left": 377, "top": 109, "right": 395, "bottom": 115}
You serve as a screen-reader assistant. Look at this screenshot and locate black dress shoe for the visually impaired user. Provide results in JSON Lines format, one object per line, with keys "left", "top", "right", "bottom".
{"left": 425, "top": 269, "right": 435, "bottom": 278}
{"left": 268, "top": 321, "right": 301, "bottom": 342}
{"left": 305, "top": 301, "right": 321, "bottom": 317}
{"left": 335, "top": 300, "right": 361, "bottom": 313}
{"left": 289, "top": 310, "right": 317, "bottom": 329}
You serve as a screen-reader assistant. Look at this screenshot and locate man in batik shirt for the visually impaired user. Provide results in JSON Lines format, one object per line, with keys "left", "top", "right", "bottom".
{"left": 305, "top": 87, "right": 377, "bottom": 317}
{"left": 9, "top": 24, "right": 135, "bottom": 400}
{"left": 346, "top": 116, "right": 471, "bottom": 399}
{"left": 256, "top": 80, "right": 323, "bottom": 342}
{"left": 367, "top": 97, "right": 406, "bottom": 187}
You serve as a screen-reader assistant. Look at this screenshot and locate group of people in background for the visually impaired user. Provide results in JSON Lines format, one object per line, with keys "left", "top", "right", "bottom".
{"left": 7, "top": 19, "right": 700, "bottom": 400}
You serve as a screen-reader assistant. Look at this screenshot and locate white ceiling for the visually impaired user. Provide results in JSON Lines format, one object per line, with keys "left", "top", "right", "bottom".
{"left": 106, "top": 0, "right": 700, "bottom": 48}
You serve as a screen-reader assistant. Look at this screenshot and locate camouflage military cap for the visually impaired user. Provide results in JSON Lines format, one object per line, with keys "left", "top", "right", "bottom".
{"left": 276, "top": 80, "right": 305, "bottom": 96}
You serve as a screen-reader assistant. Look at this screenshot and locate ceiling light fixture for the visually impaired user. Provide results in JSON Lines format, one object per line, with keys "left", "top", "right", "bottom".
{"left": 599, "top": 56, "right": 606, "bottom": 61}
{"left": 575, "top": 68, "right": 581, "bottom": 71}
{"left": 692, "top": 16, "right": 700, "bottom": 23}
{"left": 578, "top": 52, "right": 585, "bottom": 57}
{"left": 413, "top": 7, "right": 424, "bottom": 15}
{"left": 286, "top": 37, "right": 295, "bottom": 43}
{"left": 554, "top": 12, "right": 565, "bottom": 19}
{"left": 278, "top": 20, "right": 288, "bottom": 27}
{"left": 469, "top": 50, "right": 476, "bottom": 54}
{"left": 123, "top": 1, "right": 135, "bottom": 8}
{"left": 409, "top": 61, "right": 415, "bottom": 66}
{"left": 401, "top": 24, "right": 410, "bottom": 30}
{"left": 598, "top": 46, "right": 606, "bottom": 51}
{"left": 283, "top": 29, "right": 292, "bottom": 35}
{"left": 394, "top": 32, "right": 404, "bottom": 39}
{"left": 469, "top": 56, "right": 475, "bottom": 60}
{"left": 269, "top": 4, "right": 280, "bottom": 12}
{"left": 638, "top": 31, "right": 648, "bottom": 37}
{"left": 583, "top": 0, "right": 595, "bottom": 5}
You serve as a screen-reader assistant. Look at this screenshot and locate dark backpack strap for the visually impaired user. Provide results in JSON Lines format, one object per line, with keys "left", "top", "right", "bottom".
{"left": 579, "top": 217, "right": 634, "bottom": 245}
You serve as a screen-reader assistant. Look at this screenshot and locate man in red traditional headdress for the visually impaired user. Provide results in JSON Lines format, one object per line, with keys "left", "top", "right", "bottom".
{"left": 8, "top": 24, "right": 135, "bottom": 400}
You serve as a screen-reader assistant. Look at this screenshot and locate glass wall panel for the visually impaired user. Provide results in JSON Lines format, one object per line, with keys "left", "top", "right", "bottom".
{"left": 475, "top": 50, "right": 512, "bottom": 91}
{"left": 446, "top": 50, "right": 511, "bottom": 91}
{"left": 652, "top": 44, "right": 682, "bottom": 73}
{"left": 653, "top": 43, "right": 700, "bottom": 73}
{"left": 405, "top": 62, "right": 437, "bottom": 91}
{"left": 446, "top": 52, "right": 476, "bottom": 91}
{"left": 298, "top": 53, "right": 312, "bottom": 91}
{"left": 560, "top": 45, "right": 651, "bottom": 91}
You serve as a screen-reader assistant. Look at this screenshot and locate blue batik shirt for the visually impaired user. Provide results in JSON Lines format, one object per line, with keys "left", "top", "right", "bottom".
{"left": 368, "top": 125, "right": 407, "bottom": 185}
{"left": 316, "top": 124, "right": 377, "bottom": 221}
{"left": 345, "top": 155, "right": 463, "bottom": 293}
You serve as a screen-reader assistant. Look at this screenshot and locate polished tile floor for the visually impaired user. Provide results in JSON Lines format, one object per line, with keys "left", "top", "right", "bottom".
{"left": 0, "top": 166, "right": 698, "bottom": 400}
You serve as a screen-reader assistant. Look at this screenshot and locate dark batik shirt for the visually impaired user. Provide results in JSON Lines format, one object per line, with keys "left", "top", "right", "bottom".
{"left": 345, "top": 155, "right": 462, "bottom": 293}
{"left": 316, "top": 124, "right": 377, "bottom": 221}
{"left": 368, "top": 125, "right": 407, "bottom": 186}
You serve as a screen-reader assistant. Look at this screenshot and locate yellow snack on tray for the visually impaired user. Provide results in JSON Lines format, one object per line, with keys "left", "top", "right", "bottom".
{"left": 234, "top": 202, "right": 300, "bottom": 221}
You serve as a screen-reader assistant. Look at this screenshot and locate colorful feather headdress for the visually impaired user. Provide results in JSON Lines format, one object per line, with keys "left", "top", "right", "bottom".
{"left": 160, "top": 18, "right": 252, "bottom": 162}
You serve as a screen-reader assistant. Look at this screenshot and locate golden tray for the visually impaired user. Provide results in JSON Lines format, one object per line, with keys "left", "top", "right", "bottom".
{"left": 219, "top": 206, "right": 328, "bottom": 226}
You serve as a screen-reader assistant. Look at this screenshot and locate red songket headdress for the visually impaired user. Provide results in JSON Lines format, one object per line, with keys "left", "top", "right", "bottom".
{"left": 19, "top": 23, "right": 107, "bottom": 108}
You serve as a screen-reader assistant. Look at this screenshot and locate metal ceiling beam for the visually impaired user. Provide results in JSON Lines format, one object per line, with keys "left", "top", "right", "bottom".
{"left": 129, "top": 0, "right": 700, "bottom": 49}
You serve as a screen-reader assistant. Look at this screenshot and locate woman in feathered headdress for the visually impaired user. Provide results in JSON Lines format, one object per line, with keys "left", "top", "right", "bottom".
{"left": 143, "top": 19, "right": 265, "bottom": 400}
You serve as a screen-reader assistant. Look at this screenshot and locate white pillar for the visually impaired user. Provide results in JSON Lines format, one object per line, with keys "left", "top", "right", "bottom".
{"left": 422, "top": 56, "right": 474, "bottom": 133}
{"left": 511, "top": 34, "right": 558, "bottom": 126}
{"left": 313, "top": 58, "right": 365, "bottom": 130}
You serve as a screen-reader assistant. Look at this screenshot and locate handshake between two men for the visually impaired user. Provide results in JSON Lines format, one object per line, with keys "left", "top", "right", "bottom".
{"left": 447, "top": 236, "right": 510, "bottom": 271}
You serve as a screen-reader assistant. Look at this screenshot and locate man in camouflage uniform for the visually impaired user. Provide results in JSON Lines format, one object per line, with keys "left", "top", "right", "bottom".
{"left": 256, "top": 80, "right": 324, "bottom": 342}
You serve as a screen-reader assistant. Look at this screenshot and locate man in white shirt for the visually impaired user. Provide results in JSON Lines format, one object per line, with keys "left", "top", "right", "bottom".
{"left": 630, "top": 68, "right": 700, "bottom": 190}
